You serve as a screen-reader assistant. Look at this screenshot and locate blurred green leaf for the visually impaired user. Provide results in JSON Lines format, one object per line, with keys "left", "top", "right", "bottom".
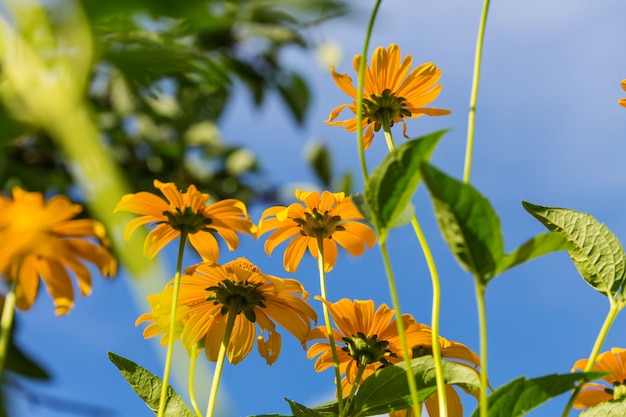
{"left": 522, "top": 202, "right": 626, "bottom": 298}
{"left": 421, "top": 163, "right": 504, "bottom": 283}
{"left": 307, "top": 142, "right": 332, "bottom": 187}
{"left": 277, "top": 73, "right": 310, "bottom": 124}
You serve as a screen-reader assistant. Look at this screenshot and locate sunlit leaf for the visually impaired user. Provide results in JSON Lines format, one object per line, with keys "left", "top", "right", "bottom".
{"left": 522, "top": 202, "right": 626, "bottom": 297}
{"left": 286, "top": 399, "right": 335, "bottom": 417}
{"left": 579, "top": 398, "right": 626, "bottom": 416}
{"left": 421, "top": 163, "right": 504, "bottom": 283}
{"left": 495, "top": 232, "right": 574, "bottom": 275}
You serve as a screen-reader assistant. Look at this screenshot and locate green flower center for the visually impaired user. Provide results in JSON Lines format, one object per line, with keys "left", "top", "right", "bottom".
{"left": 292, "top": 208, "right": 345, "bottom": 240}
{"left": 342, "top": 332, "right": 391, "bottom": 367}
{"left": 206, "top": 279, "right": 266, "bottom": 323}
{"left": 161, "top": 206, "right": 216, "bottom": 234}
{"left": 610, "top": 380, "right": 626, "bottom": 401}
{"left": 412, "top": 345, "right": 433, "bottom": 358}
{"left": 362, "top": 88, "right": 411, "bottom": 132}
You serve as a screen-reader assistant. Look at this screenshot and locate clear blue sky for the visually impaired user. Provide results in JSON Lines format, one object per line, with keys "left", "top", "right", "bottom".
{"left": 8, "top": 1, "right": 626, "bottom": 416}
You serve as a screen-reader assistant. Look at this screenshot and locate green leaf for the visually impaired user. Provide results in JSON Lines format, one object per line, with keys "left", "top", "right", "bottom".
{"left": 495, "top": 232, "right": 574, "bottom": 275}
{"left": 364, "top": 130, "right": 446, "bottom": 238}
{"left": 286, "top": 399, "right": 335, "bottom": 417}
{"left": 277, "top": 73, "right": 310, "bottom": 124}
{"left": 522, "top": 202, "right": 626, "bottom": 297}
{"left": 470, "top": 372, "right": 607, "bottom": 417}
{"left": 580, "top": 398, "right": 626, "bottom": 416}
{"left": 108, "top": 352, "right": 195, "bottom": 417}
{"left": 307, "top": 142, "right": 332, "bottom": 187}
{"left": 421, "top": 163, "right": 504, "bottom": 282}
{"left": 353, "top": 356, "right": 480, "bottom": 417}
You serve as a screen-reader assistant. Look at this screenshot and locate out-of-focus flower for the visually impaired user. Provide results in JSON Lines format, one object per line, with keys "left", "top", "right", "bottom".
{"left": 257, "top": 189, "right": 376, "bottom": 273}
{"left": 114, "top": 179, "right": 254, "bottom": 261}
{"left": 571, "top": 347, "right": 626, "bottom": 408}
{"left": 0, "top": 187, "right": 116, "bottom": 315}
{"left": 619, "top": 80, "right": 626, "bottom": 108}
{"left": 326, "top": 43, "right": 451, "bottom": 149}
{"left": 136, "top": 258, "right": 317, "bottom": 365}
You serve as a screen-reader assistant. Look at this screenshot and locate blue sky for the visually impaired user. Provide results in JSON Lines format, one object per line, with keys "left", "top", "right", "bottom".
{"left": 8, "top": 1, "right": 626, "bottom": 416}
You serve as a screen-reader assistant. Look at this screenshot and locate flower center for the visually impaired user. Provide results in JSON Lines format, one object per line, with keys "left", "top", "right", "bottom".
{"left": 612, "top": 381, "right": 626, "bottom": 401}
{"left": 292, "top": 208, "right": 345, "bottom": 240}
{"left": 362, "top": 88, "right": 412, "bottom": 132}
{"left": 161, "top": 206, "right": 216, "bottom": 235}
{"left": 205, "top": 278, "right": 266, "bottom": 323}
{"left": 342, "top": 332, "right": 391, "bottom": 367}
{"left": 412, "top": 345, "right": 433, "bottom": 358}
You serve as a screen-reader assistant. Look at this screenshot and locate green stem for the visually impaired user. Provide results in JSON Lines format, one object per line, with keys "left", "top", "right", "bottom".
{"left": 380, "top": 241, "right": 422, "bottom": 417}
{"left": 157, "top": 232, "right": 188, "bottom": 417}
{"left": 561, "top": 300, "right": 623, "bottom": 417}
{"left": 474, "top": 279, "right": 489, "bottom": 417}
{"left": 381, "top": 122, "right": 447, "bottom": 416}
{"left": 0, "top": 277, "right": 18, "bottom": 377}
{"left": 355, "top": 0, "right": 382, "bottom": 181}
{"left": 346, "top": 361, "right": 367, "bottom": 407}
{"left": 189, "top": 342, "right": 203, "bottom": 417}
{"left": 316, "top": 236, "right": 345, "bottom": 414}
{"left": 206, "top": 309, "right": 237, "bottom": 417}
{"left": 463, "top": 0, "right": 490, "bottom": 184}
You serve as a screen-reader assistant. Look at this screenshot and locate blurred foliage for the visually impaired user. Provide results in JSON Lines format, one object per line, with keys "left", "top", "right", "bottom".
{"left": 0, "top": 0, "right": 349, "bottom": 203}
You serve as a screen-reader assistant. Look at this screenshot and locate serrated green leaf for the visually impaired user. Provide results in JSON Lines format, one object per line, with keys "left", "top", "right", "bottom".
{"left": 353, "top": 356, "right": 480, "bottom": 417}
{"left": 579, "top": 398, "right": 626, "bottom": 416}
{"left": 495, "top": 232, "right": 574, "bottom": 275}
{"left": 108, "top": 352, "right": 194, "bottom": 417}
{"left": 522, "top": 202, "right": 626, "bottom": 297}
{"left": 421, "top": 163, "right": 504, "bottom": 282}
{"left": 470, "top": 372, "right": 607, "bottom": 417}
{"left": 364, "top": 130, "right": 446, "bottom": 238}
{"left": 286, "top": 399, "right": 335, "bottom": 417}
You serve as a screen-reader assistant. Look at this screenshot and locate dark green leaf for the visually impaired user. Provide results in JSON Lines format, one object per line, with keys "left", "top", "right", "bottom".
{"left": 307, "top": 142, "right": 332, "bottom": 186}
{"left": 470, "top": 372, "right": 608, "bottom": 417}
{"left": 365, "top": 130, "right": 447, "bottom": 238}
{"left": 108, "top": 352, "right": 194, "bottom": 417}
{"left": 495, "top": 232, "right": 574, "bottom": 275}
{"left": 286, "top": 399, "right": 336, "bottom": 417}
{"left": 522, "top": 202, "right": 626, "bottom": 297}
{"left": 277, "top": 73, "right": 310, "bottom": 124}
{"left": 353, "top": 356, "right": 480, "bottom": 417}
{"left": 421, "top": 163, "right": 504, "bottom": 282}
{"left": 580, "top": 398, "right": 626, "bottom": 416}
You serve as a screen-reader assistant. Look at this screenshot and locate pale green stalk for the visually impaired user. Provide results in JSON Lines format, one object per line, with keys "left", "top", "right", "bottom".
{"left": 189, "top": 343, "right": 203, "bottom": 417}
{"left": 158, "top": 232, "right": 189, "bottom": 417}
{"left": 346, "top": 361, "right": 367, "bottom": 407}
{"left": 561, "top": 299, "right": 624, "bottom": 417}
{"left": 0, "top": 278, "right": 17, "bottom": 377}
{"left": 464, "top": 0, "right": 491, "bottom": 183}
{"left": 380, "top": 242, "right": 422, "bottom": 417}
{"left": 316, "top": 237, "right": 345, "bottom": 415}
{"left": 206, "top": 310, "right": 236, "bottom": 417}
{"left": 475, "top": 280, "right": 489, "bottom": 417}
{"left": 381, "top": 124, "right": 447, "bottom": 416}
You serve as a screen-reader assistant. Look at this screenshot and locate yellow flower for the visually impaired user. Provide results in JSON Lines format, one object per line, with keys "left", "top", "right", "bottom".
{"left": 114, "top": 179, "right": 254, "bottom": 261}
{"left": 326, "top": 43, "right": 451, "bottom": 149}
{"left": 619, "top": 80, "right": 626, "bottom": 108}
{"left": 0, "top": 187, "right": 116, "bottom": 315}
{"left": 257, "top": 189, "right": 376, "bottom": 273}
{"left": 306, "top": 298, "right": 481, "bottom": 416}
{"left": 571, "top": 347, "right": 626, "bottom": 408}
{"left": 137, "top": 258, "right": 317, "bottom": 365}
{"left": 135, "top": 284, "right": 190, "bottom": 346}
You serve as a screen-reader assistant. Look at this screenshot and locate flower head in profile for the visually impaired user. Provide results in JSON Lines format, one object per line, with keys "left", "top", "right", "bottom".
{"left": 326, "top": 43, "right": 451, "bottom": 149}
{"left": 0, "top": 187, "right": 116, "bottom": 315}
{"left": 114, "top": 180, "right": 254, "bottom": 262}
{"left": 257, "top": 189, "right": 376, "bottom": 273}
{"left": 619, "top": 80, "right": 626, "bottom": 108}
{"left": 571, "top": 347, "right": 626, "bottom": 408}
{"left": 137, "top": 258, "right": 317, "bottom": 365}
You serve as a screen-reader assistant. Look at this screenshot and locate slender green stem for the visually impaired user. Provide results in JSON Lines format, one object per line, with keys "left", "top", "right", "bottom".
{"left": 561, "top": 300, "right": 624, "bottom": 417}
{"left": 355, "top": 0, "right": 382, "bottom": 181}
{"left": 381, "top": 122, "right": 447, "bottom": 416}
{"left": 380, "top": 242, "right": 422, "bottom": 417}
{"left": 346, "top": 361, "right": 367, "bottom": 407}
{"left": 474, "top": 279, "right": 489, "bottom": 417}
{"left": 189, "top": 343, "right": 203, "bottom": 417}
{"left": 157, "top": 232, "right": 188, "bottom": 417}
{"left": 463, "top": 0, "right": 491, "bottom": 184}
{"left": 316, "top": 236, "right": 345, "bottom": 414}
{"left": 0, "top": 277, "right": 18, "bottom": 377}
{"left": 206, "top": 310, "right": 236, "bottom": 417}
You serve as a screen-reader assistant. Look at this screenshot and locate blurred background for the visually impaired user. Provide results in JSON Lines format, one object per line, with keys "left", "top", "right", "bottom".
{"left": 1, "top": 0, "right": 626, "bottom": 416}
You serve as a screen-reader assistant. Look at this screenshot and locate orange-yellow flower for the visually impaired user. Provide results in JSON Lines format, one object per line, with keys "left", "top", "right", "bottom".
{"left": 0, "top": 187, "right": 116, "bottom": 315}
{"left": 571, "top": 347, "right": 626, "bottom": 408}
{"left": 137, "top": 258, "right": 317, "bottom": 365}
{"left": 619, "top": 80, "right": 626, "bottom": 108}
{"left": 257, "top": 189, "right": 376, "bottom": 273}
{"left": 326, "top": 43, "right": 451, "bottom": 149}
{"left": 114, "top": 179, "right": 254, "bottom": 262}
